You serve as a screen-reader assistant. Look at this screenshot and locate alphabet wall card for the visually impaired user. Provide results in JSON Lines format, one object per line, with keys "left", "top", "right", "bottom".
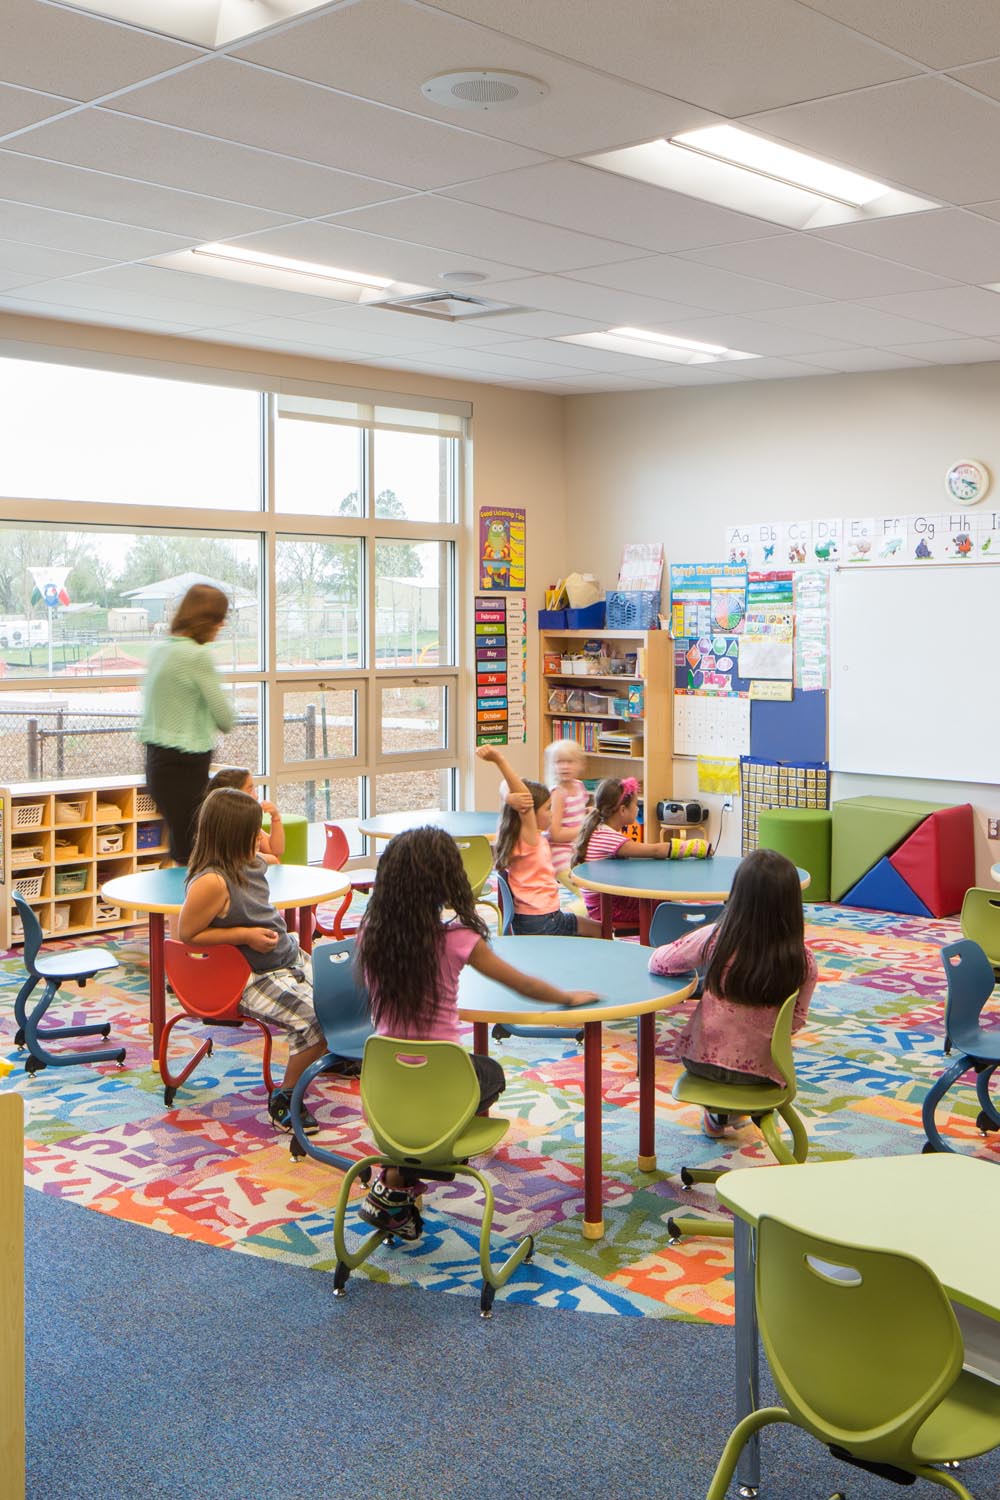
{"left": 843, "top": 516, "right": 876, "bottom": 563}
{"left": 873, "top": 516, "right": 908, "bottom": 561}
{"left": 478, "top": 506, "right": 525, "bottom": 590}
{"left": 727, "top": 511, "right": 1000, "bottom": 566}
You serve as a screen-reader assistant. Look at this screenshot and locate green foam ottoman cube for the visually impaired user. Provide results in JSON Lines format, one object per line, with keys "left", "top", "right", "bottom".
{"left": 262, "top": 810, "right": 308, "bottom": 865}
{"left": 757, "top": 808, "right": 832, "bottom": 902}
{"left": 830, "top": 796, "right": 947, "bottom": 902}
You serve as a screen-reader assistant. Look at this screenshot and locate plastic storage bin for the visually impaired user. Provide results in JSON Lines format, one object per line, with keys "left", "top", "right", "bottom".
{"left": 566, "top": 602, "right": 606, "bottom": 629}
{"left": 13, "top": 803, "right": 45, "bottom": 830}
{"left": 11, "top": 844, "right": 44, "bottom": 866}
{"left": 96, "top": 826, "right": 124, "bottom": 854}
{"left": 54, "top": 799, "right": 86, "bottom": 824}
{"left": 537, "top": 610, "right": 567, "bottom": 628}
{"left": 136, "top": 822, "right": 162, "bottom": 850}
{"left": 13, "top": 873, "right": 44, "bottom": 899}
{"left": 96, "top": 902, "right": 121, "bottom": 923}
{"left": 54, "top": 868, "right": 87, "bottom": 896}
{"left": 605, "top": 590, "right": 661, "bottom": 629}
{"left": 135, "top": 791, "right": 157, "bottom": 816}
{"left": 52, "top": 903, "right": 71, "bottom": 931}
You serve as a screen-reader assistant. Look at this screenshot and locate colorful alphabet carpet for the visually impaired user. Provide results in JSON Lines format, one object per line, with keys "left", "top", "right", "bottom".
{"left": 3, "top": 905, "right": 998, "bottom": 1322}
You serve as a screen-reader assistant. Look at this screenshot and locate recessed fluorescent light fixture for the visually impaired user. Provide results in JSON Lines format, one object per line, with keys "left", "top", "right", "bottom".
{"left": 154, "top": 243, "right": 431, "bottom": 306}
{"left": 57, "top": 0, "right": 336, "bottom": 48}
{"left": 558, "top": 327, "right": 758, "bottom": 365}
{"left": 583, "top": 127, "right": 937, "bottom": 231}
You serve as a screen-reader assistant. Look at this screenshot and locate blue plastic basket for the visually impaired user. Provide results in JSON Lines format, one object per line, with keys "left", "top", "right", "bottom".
{"left": 605, "top": 590, "right": 661, "bottom": 629}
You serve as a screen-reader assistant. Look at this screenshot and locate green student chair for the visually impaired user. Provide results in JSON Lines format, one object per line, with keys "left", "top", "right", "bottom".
{"left": 454, "top": 835, "right": 502, "bottom": 929}
{"left": 667, "top": 991, "right": 809, "bottom": 1243}
{"left": 706, "top": 1214, "right": 1000, "bottom": 1500}
{"left": 332, "top": 1035, "right": 534, "bottom": 1318}
{"left": 960, "top": 888, "right": 1000, "bottom": 971}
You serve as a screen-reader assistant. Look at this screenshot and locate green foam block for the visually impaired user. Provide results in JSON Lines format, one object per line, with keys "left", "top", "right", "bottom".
{"left": 830, "top": 798, "right": 941, "bottom": 902}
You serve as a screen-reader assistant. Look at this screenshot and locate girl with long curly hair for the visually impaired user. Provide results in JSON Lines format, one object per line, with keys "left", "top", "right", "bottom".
{"left": 354, "top": 825, "right": 597, "bottom": 1240}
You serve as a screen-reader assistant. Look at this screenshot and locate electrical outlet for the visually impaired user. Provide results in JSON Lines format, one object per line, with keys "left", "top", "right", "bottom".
{"left": 989, "top": 818, "right": 1000, "bottom": 840}
{"left": 722, "top": 796, "right": 734, "bottom": 813}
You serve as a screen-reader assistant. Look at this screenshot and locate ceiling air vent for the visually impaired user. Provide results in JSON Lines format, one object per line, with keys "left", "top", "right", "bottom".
{"left": 376, "top": 292, "right": 522, "bottom": 322}
{"left": 421, "top": 71, "right": 548, "bottom": 111}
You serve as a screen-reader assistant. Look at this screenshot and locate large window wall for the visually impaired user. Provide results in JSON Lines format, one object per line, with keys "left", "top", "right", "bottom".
{"left": 0, "top": 356, "right": 469, "bottom": 850}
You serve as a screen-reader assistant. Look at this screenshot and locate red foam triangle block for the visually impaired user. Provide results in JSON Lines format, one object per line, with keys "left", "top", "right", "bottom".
{"left": 889, "top": 804, "right": 975, "bottom": 917}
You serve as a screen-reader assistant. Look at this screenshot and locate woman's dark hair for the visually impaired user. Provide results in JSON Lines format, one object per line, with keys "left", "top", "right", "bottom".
{"left": 356, "top": 827, "right": 489, "bottom": 1032}
{"left": 571, "top": 776, "right": 629, "bottom": 866}
{"left": 207, "top": 767, "right": 252, "bottom": 794}
{"left": 170, "top": 583, "right": 229, "bottom": 644}
{"left": 187, "top": 787, "right": 261, "bottom": 890}
{"left": 703, "top": 848, "right": 807, "bottom": 1008}
{"left": 493, "top": 780, "right": 550, "bottom": 873}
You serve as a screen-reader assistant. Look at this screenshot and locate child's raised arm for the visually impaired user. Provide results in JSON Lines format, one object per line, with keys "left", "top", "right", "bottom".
{"left": 476, "top": 744, "right": 539, "bottom": 844}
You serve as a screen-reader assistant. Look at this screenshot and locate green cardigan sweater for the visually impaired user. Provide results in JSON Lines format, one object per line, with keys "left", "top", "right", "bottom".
{"left": 139, "top": 635, "right": 235, "bottom": 754}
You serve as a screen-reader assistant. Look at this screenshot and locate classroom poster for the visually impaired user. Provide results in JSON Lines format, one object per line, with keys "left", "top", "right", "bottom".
{"left": 478, "top": 506, "right": 526, "bottom": 590}
{"left": 669, "top": 562, "right": 747, "bottom": 638}
{"left": 726, "top": 510, "right": 1000, "bottom": 566}
{"left": 793, "top": 569, "right": 830, "bottom": 691}
{"left": 474, "top": 595, "right": 526, "bottom": 746}
{"left": 674, "top": 634, "right": 751, "bottom": 695}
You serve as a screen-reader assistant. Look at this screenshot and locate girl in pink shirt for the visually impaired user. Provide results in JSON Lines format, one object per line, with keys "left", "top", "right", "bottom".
{"left": 479, "top": 744, "right": 601, "bottom": 937}
{"left": 544, "top": 740, "right": 589, "bottom": 873}
{"left": 647, "top": 848, "right": 816, "bottom": 1138}
{"left": 355, "top": 825, "right": 597, "bottom": 1240}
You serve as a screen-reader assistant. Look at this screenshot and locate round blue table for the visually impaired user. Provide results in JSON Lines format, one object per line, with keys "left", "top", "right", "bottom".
{"left": 458, "top": 935, "right": 695, "bottom": 1239}
{"left": 359, "top": 810, "right": 498, "bottom": 842}
{"left": 573, "top": 855, "right": 811, "bottom": 942}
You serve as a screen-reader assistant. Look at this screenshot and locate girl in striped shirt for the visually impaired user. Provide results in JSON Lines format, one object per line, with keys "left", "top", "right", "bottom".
{"left": 544, "top": 739, "right": 589, "bottom": 873}
{"left": 572, "top": 777, "right": 710, "bottom": 929}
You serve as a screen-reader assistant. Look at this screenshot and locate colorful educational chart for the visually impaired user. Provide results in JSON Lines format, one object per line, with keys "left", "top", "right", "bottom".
{"left": 674, "top": 634, "right": 751, "bottom": 696}
{"left": 738, "top": 570, "right": 794, "bottom": 681}
{"left": 669, "top": 562, "right": 747, "bottom": 638}
{"left": 740, "top": 757, "right": 830, "bottom": 853}
{"left": 793, "top": 568, "right": 830, "bottom": 691}
{"left": 619, "top": 541, "right": 664, "bottom": 592}
{"left": 726, "top": 511, "right": 1000, "bottom": 567}
{"left": 478, "top": 506, "right": 526, "bottom": 591}
{"left": 474, "top": 595, "right": 526, "bottom": 746}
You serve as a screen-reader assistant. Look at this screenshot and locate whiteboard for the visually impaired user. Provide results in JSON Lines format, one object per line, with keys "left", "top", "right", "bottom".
{"left": 831, "top": 565, "right": 1000, "bottom": 784}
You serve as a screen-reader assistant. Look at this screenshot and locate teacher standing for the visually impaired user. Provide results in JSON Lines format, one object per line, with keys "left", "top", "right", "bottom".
{"left": 139, "top": 583, "right": 235, "bottom": 865}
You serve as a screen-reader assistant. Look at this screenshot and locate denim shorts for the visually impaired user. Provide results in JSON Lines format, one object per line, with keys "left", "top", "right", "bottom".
{"left": 511, "top": 908, "right": 579, "bottom": 936}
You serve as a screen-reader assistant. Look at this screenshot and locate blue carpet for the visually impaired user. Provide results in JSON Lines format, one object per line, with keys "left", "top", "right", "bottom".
{"left": 25, "top": 1191, "right": 1000, "bottom": 1499}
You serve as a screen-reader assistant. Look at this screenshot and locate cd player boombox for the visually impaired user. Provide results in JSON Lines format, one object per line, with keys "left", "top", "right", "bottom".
{"left": 656, "top": 800, "right": 710, "bottom": 827}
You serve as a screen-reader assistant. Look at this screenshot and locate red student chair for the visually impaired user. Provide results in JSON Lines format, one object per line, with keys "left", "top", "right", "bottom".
{"left": 159, "top": 941, "right": 275, "bottom": 1107}
{"left": 313, "top": 822, "right": 377, "bottom": 941}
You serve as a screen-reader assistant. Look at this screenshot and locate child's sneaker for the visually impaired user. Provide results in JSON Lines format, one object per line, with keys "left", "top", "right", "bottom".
{"left": 701, "top": 1109, "right": 729, "bottom": 1139}
{"left": 358, "top": 1177, "right": 424, "bottom": 1241}
{"left": 268, "top": 1089, "right": 319, "bottom": 1135}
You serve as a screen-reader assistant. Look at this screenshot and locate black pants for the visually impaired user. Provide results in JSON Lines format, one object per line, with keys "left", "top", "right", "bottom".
{"left": 144, "top": 743, "right": 212, "bottom": 865}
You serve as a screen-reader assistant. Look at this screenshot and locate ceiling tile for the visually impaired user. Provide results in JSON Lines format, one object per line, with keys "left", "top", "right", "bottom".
{"left": 949, "top": 60, "right": 1000, "bottom": 107}
{"left": 814, "top": 209, "right": 1000, "bottom": 284}
{"left": 858, "top": 287, "right": 1000, "bottom": 337}
{"left": 799, "top": 1, "right": 1000, "bottom": 69}
{"left": 0, "top": 83, "right": 75, "bottom": 137}
{"left": 566, "top": 255, "right": 824, "bottom": 312}
{"left": 0, "top": 277, "right": 265, "bottom": 328}
{"left": 202, "top": 316, "right": 433, "bottom": 357}
{"left": 0, "top": 151, "right": 291, "bottom": 240}
{"left": 468, "top": 273, "right": 713, "bottom": 324}
{"left": 233, "top": 0, "right": 710, "bottom": 156}
{"left": 696, "top": 354, "right": 830, "bottom": 381}
{"left": 421, "top": 0, "right": 915, "bottom": 113}
{"left": 749, "top": 77, "right": 1000, "bottom": 205}
{"left": 0, "top": 238, "right": 111, "bottom": 280}
{"left": 500, "top": 338, "right": 678, "bottom": 373}
{"left": 451, "top": 308, "right": 602, "bottom": 338}
{"left": 223, "top": 218, "right": 525, "bottom": 287}
{"left": 446, "top": 162, "right": 779, "bottom": 254}
{"left": 0, "top": 0, "right": 202, "bottom": 100}
{"left": 108, "top": 57, "right": 544, "bottom": 190}
{"left": 0, "top": 201, "right": 190, "bottom": 260}
{"left": 0, "top": 298, "right": 198, "bottom": 336}
{"left": 882, "top": 337, "right": 1000, "bottom": 364}
{"left": 329, "top": 193, "right": 648, "bottom": 273}
{"left": 67, "top": 262, "right": 359, "bottom": 319}
{"left": 677, "top": 233, "right": 954, "bottom": 300}
{"left": 753, "top": 300, "right": 965, "bottom": 344}
{"left": 645, "top": 310, "right": 855, "bottom": 355}
{"left": 7, "top": 109, "right": 405, "bottom": 218}
{"left": 799, "top": 347, "right": 932, "bottom": 372}
{"left": 284, "top": 304, "right": 527, "bottom": 347}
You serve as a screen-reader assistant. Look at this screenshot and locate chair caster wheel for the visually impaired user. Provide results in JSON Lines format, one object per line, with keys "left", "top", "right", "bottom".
{"left": 289, "top": 1137, "right": 307, "bottom": 1161}
{"left": 359, "top": 1166, "right": 372, "bottom": 1187}
{"left": 491, "top": 1024, "right": 510, "bottom": 1042}
{"left": 100, "top": 1024, "right": 111, "bottom": 1039}
{"left": 115, "top": 1050, "right": 126, "bottom": 1066}
{"left": 480, "top": 1282, "right": 496, "bottom": 1319}
{"left": 666, "top": 1217, "right": 682, "bottom": 1245}
{"left": 205, "top": 1038, "right": 214, "bottom": 1058}
{"left": 524, "top": 1234, "right": 534, "bottom": 1263}
{"left": 163, "top": 1086, "right": 176, "bottom": 1107}
{"left": 679, "top": 1167, "right": 694, "bottom": 1188}
{"left": 574, "top": 1031, "right": 584, "bottom": 1045}
{"left": 333, "top": 1261, "right": 350, "bottom": 1295}
{"left": 24, "top": 1056, "right": 44, "bottom": 1076}
{"left": 14, "top": 1029, "right": 24, "bottom": 1047}
{"left": 976, "top": 1110, "right": 999, "bottom": 1134}
{"left": 921, "top": 1141, "right": 939, "bottom": 1154}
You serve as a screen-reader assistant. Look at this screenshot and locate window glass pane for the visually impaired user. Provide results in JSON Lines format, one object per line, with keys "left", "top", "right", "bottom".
{"left": 274, "top": 412, "right": 363, "bottom": 516}
{"left": 273, "top": 775, "right": 364, "bottom": 857}
{"left": 281, "top": 687, "right": 358, "bottom": 765}
{"left": 0, "top": 524, "right": 260, "bottom": 679}
{"left": 216, "top": 683, "right": 263, "bottom": 775}
{"left": 276, "top": 537, "right": 362, "bottom": 669}
{"left": 380, "top": 683, "right": 446, "bottom": 756}
{"left": 373, "top": 430, "right": 456, "bottom": 522}
{"left": 375, "top": 540, "right": 451, "bottom": 668}
{"left": 373, "top": 768, "right": 455, "bottom": 815}
{"left": 0, "top": 358, "right": 260, "bottom": 509}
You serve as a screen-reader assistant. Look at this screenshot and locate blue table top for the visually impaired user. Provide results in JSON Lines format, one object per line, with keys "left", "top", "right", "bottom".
{"left": 101, "top": 863, "right": 350, "bottom": 913}
{"left": 457, "top": 935, "right": 694, "bottom": 1026}
{"left": 573, "top": 855, "right": 810, "bottom": 900}
{"left": 359, "top": 810, "right": 499, "bottom": 841}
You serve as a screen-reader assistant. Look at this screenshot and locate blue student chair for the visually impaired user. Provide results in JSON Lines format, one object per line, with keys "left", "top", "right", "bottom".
{"left": 11, "top": 892, "right": 124, "bottom": 1074}
{"left": 288, "top": 937, "right": 375, "bottom": 1167}
{"left": 923, "top": 939, "right": 1000, "bottom": 1154}
{"left": 489, "top": 871, "right": 584, "bottom": 1047}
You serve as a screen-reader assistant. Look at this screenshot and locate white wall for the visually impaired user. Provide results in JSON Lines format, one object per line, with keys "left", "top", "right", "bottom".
{"left": 564, "top": 362, "right": 1000, "bottom": 878}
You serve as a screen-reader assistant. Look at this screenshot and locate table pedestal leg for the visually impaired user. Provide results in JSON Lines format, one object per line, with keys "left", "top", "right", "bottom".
{"left": 639, "top": 898, "right": 652, "bottom": 945}
{"left": 297, "top": 905, "right": 314, "bottom": 955}
{"left": 582, "top": 1021, "right": 604, "bottom": 1239}
{"left": 600, "top": 893, "right": 613, "bottom": 940}
{"left": 473, "top": 1021, "right": 489, "bottom": 1056}
{"left": 149, "top": 911, "right": 165, "bottom": 1072}
{"left": 637, "top": 1010, "right": 656, "bottom": 1172}
{"left": 734, "top": 1217, "right": 761, "bottom": 1496}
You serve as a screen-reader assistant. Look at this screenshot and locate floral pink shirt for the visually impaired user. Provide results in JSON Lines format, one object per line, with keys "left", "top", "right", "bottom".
{"left": 373, "top": 922, "right": 480, "bottom": 1044}
{"left": 647, "top": 923, "right": 816, "bottom": 1083}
